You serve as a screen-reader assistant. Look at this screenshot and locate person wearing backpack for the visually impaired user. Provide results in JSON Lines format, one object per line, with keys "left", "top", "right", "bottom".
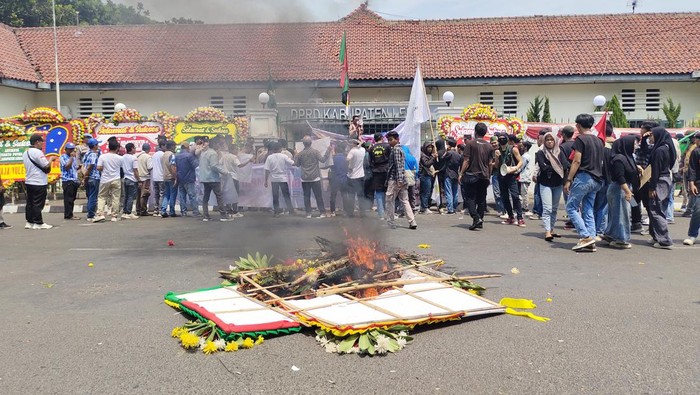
{"left": 368, "top": 133, "right": 391, "bottom": 220}
{"left": 22, "top": 133, "right": 57, "bottom": 229}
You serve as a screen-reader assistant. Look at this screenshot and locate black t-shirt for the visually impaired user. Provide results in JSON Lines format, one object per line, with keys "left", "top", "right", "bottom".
{"left": 443, "top": 150, "right": 461, "bottom": 180}
{"left": 463, "top": 139, "right": 494, "bottom": 180}
{"left": 560, "top": 140, "right": 575, "bottom": 160}
{"left": 572, "top": 133, "right": 604, "bottom": 180}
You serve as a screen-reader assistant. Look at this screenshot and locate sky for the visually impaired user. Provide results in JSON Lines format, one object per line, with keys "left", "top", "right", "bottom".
{"left": 114, "top": 0, "right": 699, "bottom": 24}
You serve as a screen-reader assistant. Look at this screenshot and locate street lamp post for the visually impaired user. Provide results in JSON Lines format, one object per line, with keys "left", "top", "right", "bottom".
{"left": 258, "top": 92, "right": 270, "bottom": 109}
{"left": 593, "top": 95, "right": 606, "bottom": 111}
{"left": 51, "top": 0, "right": 61, "bottom": 111}
{"left": 442, "top": 91, "right": 454, "bottom": 107}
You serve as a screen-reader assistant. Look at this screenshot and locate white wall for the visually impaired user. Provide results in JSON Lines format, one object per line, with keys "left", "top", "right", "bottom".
{"left": 0, "top": 86, "right": 36, "bottom": 118}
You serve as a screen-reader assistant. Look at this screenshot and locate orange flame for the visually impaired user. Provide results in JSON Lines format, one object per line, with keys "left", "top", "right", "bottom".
{"left": 345, "top": 232, "right": 389, "bottom": 273}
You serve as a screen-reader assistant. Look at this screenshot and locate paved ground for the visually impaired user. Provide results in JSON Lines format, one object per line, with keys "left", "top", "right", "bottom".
{"left": 0, "top": 209, "right": 698, "bottom": 394}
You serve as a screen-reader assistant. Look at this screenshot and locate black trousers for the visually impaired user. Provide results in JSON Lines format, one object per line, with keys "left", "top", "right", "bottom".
{"left": 499, "top": 174, "right": 523, "bottom": 220}
{"left": 63, "top": 180, "right": 79, "bottom": 219}
{"left": 25, "top": 184, "right": 47, "bottom": 224}
{"left": 271, "top": 181, "right": 294, "bottom": 214}
{"left": 302, "top": 181, "right": 326, "bottom": 214}
{"left": 202, "top": 181, "right": 226, "bottom": 219}
{"left": 631, "top": 183, "right": 650, "bottom": 225}
{"left": 463, "top": 178, "right": 489, "bottom": 221}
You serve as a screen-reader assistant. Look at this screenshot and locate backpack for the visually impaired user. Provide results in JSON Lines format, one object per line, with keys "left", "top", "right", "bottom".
{"left": 370, "top": 143, "right": 390, "bottom": 165}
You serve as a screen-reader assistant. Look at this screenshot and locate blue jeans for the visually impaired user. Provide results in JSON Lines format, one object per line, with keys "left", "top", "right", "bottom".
{"left": 160, "top": 180, "right": 177, "bottom": 215}
{"left": 178, "top": 182, "right": 200, "bottom": 216}
{"left": 594, "top": 180, "right": 609, "bottom": 235}
{"left": 687, "top": 187, "right": 700, "bottom": 238}
{"left": 532, "top": 182, "right": 543, "bottom": 216}
{"left": 565, "top": 171, "right": 602, "bottom": 239}
{"left": 444, "top": 177, "right": 459, "bottom": 212}
{"left": 122, "top": 179, "right": 138, "bottom": 214}
{"left": 86, "top": 178, "right": 100, "bottom": 219}
{"left": 539, "top": 184, "right": 563, "bottom": 232}
{"left": 374, "top": 190, "right": 386, "bottom": 218}
{"left": 605, "top": 183, "right": 632, "bottom": 243}
{"left": 491, "top": 174, "right": 504, "bottom": 213}
{"left": 419, "top": 174, "right": 432, "bottom": 210}
{"left": 666, "top": 192, "right": 674, "bottom": 221}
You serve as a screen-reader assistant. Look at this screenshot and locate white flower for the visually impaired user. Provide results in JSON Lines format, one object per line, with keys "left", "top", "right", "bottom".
{"left": 375, "top": 334, "right": 391, "bottom": 354}
{"left": 349, "top": 346, "right": 361, "bottom": 354}
{"left": 229, "top": 265, "right": 236, "bottom": 271}
{"left": 214, "top": 339, "right": 227, "bottom": 350}
{"left": 198, "top": 338, "right": 206, "bottom": 350}
{"left": 398, "top": 331, "right": 408, "bottom": 338}
{"left": 324, "top": 342, "right": 338, "bottom": 353}
{"left": 317, "top": 336, "right": 330, "bottom": 347}
{"left": 396, "top": 337, "right": 407, "bottom": 349}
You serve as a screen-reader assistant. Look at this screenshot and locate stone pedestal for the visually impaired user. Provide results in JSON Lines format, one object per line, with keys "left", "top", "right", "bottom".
{"left": 434, "top": 106, "right": 462, "bottom": 120}
{"left": 248, "top": 109, "right": 279, "bottom": 139}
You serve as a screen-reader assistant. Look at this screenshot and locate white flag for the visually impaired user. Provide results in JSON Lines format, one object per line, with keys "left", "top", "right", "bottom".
{"left": 400, "top": 64, "right": 430, "bottom": 160}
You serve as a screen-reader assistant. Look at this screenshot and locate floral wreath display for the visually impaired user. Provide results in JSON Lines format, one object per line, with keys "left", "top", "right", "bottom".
{"left": 86, "top": 113, "right": 105, "bottom": 135}
{"left": 232, "top": 116, "right": 249, "bottom": 142}
{"left": 461, "top": 103, "right": 498, "bottom": 122}
{"left": 437, "top": 115, "right": 463, "bottom": 139}
{"left": 507, "top": 117, "right": 526, "bottom": 139}
{"left": 69, "top": 119, "right": 87, "bottom": 142}
{"left": 0, "top": 120, "right": 26, "bottom": 138}
{"left": 148, "top": 111, "right": 181, "bottom": 140}
{"left": 185, "top": 107, "right": 227, "bottom": 123}
{"left": 22, "top": 107, "right": 66, "bottom": 124}
{"left": 164, "top": 237, "right": 504, "bottom": 356}
{"left": 111, "top": 108, "right": 143, "bottom": 124}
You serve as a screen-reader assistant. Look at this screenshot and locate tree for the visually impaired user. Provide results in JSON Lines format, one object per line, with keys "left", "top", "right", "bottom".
{"left": 526, "top": 95, "right": 543, "bottom": 122}
{"left": 606, "top": 95, "right": 629, "bottom": 128}
{"left": 662, "top": 98, "right": 682, "bottom": 128}
{"left": 542, "top": 97, "right": 552, "bottom": 123}
{"left": 0, "top": 0, "right": 163, "bottom": 27}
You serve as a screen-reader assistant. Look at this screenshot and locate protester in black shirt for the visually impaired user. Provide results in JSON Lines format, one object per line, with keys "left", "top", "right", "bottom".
{"left": 646, "top": 126, "right": 675, "bottom": 249}
{"left": 443, "top": 138, "right": 461, "bottom": 214}
{"left": 419, "top": 142, "right": 438, "bottom": 213}
{"left": 368, "top": 132, "right": 391, "bottom": 220}
{"left": 459, "top": 122, "right": 495, "bottom": 230}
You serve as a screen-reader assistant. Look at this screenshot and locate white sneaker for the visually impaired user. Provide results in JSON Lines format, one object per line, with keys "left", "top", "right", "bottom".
{"left": 93, "top": 215, "right": 106, "bottom": 223}
{"left": 318, "top": 214, "right": 327, "bottom": 219}
{"left": 641, "top": 217, "right": 650, "bottom": 226}
{"left": 220, "top": 218, "right": 233, "bottom": 222}
{"left": 683, "top": 237, "right": 696, "bottom": 246}
{"left": 110, "top": 217, "right": 119, "bottom": 222}
{"left": 129, "top": 213, "right": 139, "bottom": 219}
{"left": 121, "top": 214, "right": 131, "bottom": 219}
{"left": 231, "top": 213, "right": 244, "bottom": 218}
{"left": 34, "top": 223, "right": 53, "bottom": 230}
{"left": 86, "top": 218, "right": 94, "bottom": 222}
{"left": 306, "top": 215, "right": 312, "bottom": 219}
{"left": 25, "top": 222, "right": 33, "bottom": 229}
{"left": 499, "top": 213, "right": 509, "bottom": 219}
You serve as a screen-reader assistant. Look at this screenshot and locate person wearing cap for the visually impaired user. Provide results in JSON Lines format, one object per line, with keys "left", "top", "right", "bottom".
{"left": 60, "top": 142, "right": 81, "bottom": 220}
{"left": 683, "top": 132, "right": 700, "bottom": 245}
{"left": 22, "top": 133, "right": 57, "bottom": 229}
{"left": 135, "top": 143, "right": 153, "bottom": 216}
{"left": 83, "top": 137, "right": 102, "bottom": 221}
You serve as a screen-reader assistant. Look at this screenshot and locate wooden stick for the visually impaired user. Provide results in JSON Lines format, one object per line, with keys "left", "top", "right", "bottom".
{"left": 315, "top": 274, "right": 501, "bottom": 297}
{"left": 373, "top": 260, "right": 444, "bottom": 279}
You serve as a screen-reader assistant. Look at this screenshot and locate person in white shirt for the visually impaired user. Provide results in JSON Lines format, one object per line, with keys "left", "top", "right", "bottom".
{"left": 345, "top": 139, "right": 366, "bottom": 217}
{"left": 22, "top": 133, "right": 57, "bottom": 229}
{"left": 120, "top": 143, "right": 140, "bottom": 219}
{"left": 94, "top": 139, "right": 124, "bottom": 222}
{"left": 135, "top": 143, "right": 153, "bottom": 216}
{"left": 264, "top": 142, "right": 295, "bottom": 217}
{"left": 150, "top": 138, "right": 166, "bottom": 216}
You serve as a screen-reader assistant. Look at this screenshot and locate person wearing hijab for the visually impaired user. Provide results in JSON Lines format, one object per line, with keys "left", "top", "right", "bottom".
{"left": 419, "top": 142, "right": 438, "bottom": 213}
{"left": 646, "top": 126, "right": 676, "bottom": 249}
{"left": 535, "top": 132, "right": 569, "bottom": 241}
{"left": 600, "top": 135, "right": 638, "bottom": 249}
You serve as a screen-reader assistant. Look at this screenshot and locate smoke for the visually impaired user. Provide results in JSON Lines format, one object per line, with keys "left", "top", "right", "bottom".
{"left": 113, "top": 0, "right": 365, "bottom": 24}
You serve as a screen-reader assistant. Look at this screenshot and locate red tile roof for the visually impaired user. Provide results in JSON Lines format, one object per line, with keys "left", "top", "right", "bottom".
{"left": 0, "top": 24, "right": 39, "bottom": 83}
{"left": 5, "top": 6, "right": 700, "bottom": 85}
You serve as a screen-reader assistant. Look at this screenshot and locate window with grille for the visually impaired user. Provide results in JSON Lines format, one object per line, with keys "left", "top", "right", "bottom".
{"left": 209, "top": 96, "right": 248, "bottom": 117}
{"left": 77, "top": 97, "right": 115, "bottom": 118}
{"left": 479, "top": 91, "right": 517, "bottom": 116}
{"left": 646, "top": 89, "right": 661, "bottom": 112}
{"left": 621, "top": 89, "right": 636, "bottom": 112}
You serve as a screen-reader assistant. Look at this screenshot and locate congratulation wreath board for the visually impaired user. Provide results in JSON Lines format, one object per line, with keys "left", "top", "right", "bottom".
{"left": 165, "top": 236, "right": 505, "bottom": 356}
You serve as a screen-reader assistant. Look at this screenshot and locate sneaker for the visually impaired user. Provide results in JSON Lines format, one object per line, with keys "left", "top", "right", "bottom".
{"left": 110, "top": 217, "right": 119, "bottom": 222}
{"left": 501, "top": 218, "right": 515, "bottom": 225}
{"left": 423, "top": 209, "right": 434, "bottom": 214}
{"left": 652, "top": 242, "right": 673, "bottom": 250}
{"left": 469, "top": 219, "right": 483, "bottom": 231}
{"left": 681, "top": 211, "right": 692, "bottom": 218}
{"left": 231, "top": 213, "right": 244, "bottom": 218}
{"left": 582, "top": 244, "right": 597, "bottom": 252}
{"left": 33, "top": 223, "right": 53, "bottom": 230}
{"left": 318, "top": 214, "right": 326, "bottom": 219}
{"left": 499, "top": 213, "right": 509, "bottom": 219}
{"left": 594, "top": 235, "right": 602, "bottom": 242}
{"left": 330, "top": 212, "right": 336, "bottom": 217}
{"left": 378, "top": 217, "right": 386, "bottom": 221}
{"left": 86, "top": 218, "right": 95, "bottom": 222}
{"left": 0, "top": 222, "right": 12, "bottom": 229}
{"left": 409, "top": 224, "right": 418, "bottom": 230}
{"left": 306, "top": 215, "right": 312, "bottom": 219}
{"left": 517, "top": 219, "right": 526, "bottom": 227}
{"left": 388, "top": 222, "right": 397, "bottom": 229}
{"left": 25, "top": 222, "right": 33, "bottom": 229}
{"left": 121, "top": 214, "right": 131, "bottom": 219}
{"left": 93, "top": 215, "right": 106, "bottom": 223}
{"left": 640, "top": 229, "right": 649, "bottom": 236}
{"left": 528, "top": 214, "right": 540, "bottom": 220}
{"left": 161, "top": 213, "right": 169, "bottom": 218}
{"left": 609, "top": 240, "right": 632, "bottom": 249}
{"left": 129, "top": 213, "right": 139, "bottom": 219}
{"left": 220, "top": 218, "right": 233, "bottom": 222}
{"left": 170, "top": 214, "right": 180, "bottom": 218}
{"left": 524, "top": 211, "right": 534, "bottom": 217}
{"left": 153, "top": 212, "right": 161, "bottom": 217}
{"left": 202, "top": 217, "right": 211, "bottom": 222}
{"left": 683, "top": 237, "right": 696, "bottom": 246}
{"left": 572, "top": 237, "right": 596, "bottom": 251}
{"left": 646, "top": 238, "right": 657, "bottom": 245}
{"left": 600, "top": 234, "right": 614, "bottom": 244}
{"left": 446, "top": 211, "right": 455, "bottom": 215}
{"left": 641, "top": 217, "right": 649, "bottom": 226}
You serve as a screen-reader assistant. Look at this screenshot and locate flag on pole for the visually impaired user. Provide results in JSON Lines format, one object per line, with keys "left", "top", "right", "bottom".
{"left": 339, "top": 32, "right": 349, "bottom": 108}
{"left": 593, "top": 111, "right": 608, "bottom": 143}
{"left": 398, "top": 64, "right": 430, "bottom": 159}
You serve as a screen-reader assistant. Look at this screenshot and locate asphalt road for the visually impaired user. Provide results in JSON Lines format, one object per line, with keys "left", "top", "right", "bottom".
{"left": 0, "top": 210, "right": 698, "bottom": 394}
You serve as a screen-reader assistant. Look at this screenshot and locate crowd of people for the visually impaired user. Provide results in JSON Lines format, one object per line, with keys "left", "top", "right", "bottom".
{"left": 2, "top": 114, "right": 699, "bottom": 251}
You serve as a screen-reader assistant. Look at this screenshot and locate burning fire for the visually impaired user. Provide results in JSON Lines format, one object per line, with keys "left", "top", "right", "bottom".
{"left": 345, "top": 232, "right": 389, "bottom": 273}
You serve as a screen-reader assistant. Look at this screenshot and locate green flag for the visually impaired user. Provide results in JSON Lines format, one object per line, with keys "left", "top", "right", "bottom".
{"left": 339, "top": 32, "right": 349, "bottom": 105}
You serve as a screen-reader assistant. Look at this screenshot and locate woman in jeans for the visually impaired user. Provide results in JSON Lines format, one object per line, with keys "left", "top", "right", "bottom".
{"left": 535, "top": 132, "right": 569, "bottom": 241}
{"left": 601, "top": 135, "right": 638, "bottom": 249}
{"left": 419, "top": 142, "right": 437, "bottom": 213}
{"left": 647, "top": 126, "right": 676, "bottom": 249}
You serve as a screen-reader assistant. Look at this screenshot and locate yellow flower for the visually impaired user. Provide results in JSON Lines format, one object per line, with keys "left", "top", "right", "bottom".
{"left": 418, "top": 244, "right": 431, "bottom": 249}
{"left": 296, "top": 259, "right": 302, "bottom": 264}
{"left": 179, "top": 332, "right": 200, "bottom": 349}
{"left": 255, "top": 335, "right": 264, "bottom": 345}
{"left": 241, "top": 338, "right": 255, "bottom": 349}
{"left": 202, "top": 340, "right": 218, "bottom": 354}
{"left": 171, "top": 327, "right": 186, "bottom": 338}
{"left": 225, "top": 341, "right": 239, "bottom": 352}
